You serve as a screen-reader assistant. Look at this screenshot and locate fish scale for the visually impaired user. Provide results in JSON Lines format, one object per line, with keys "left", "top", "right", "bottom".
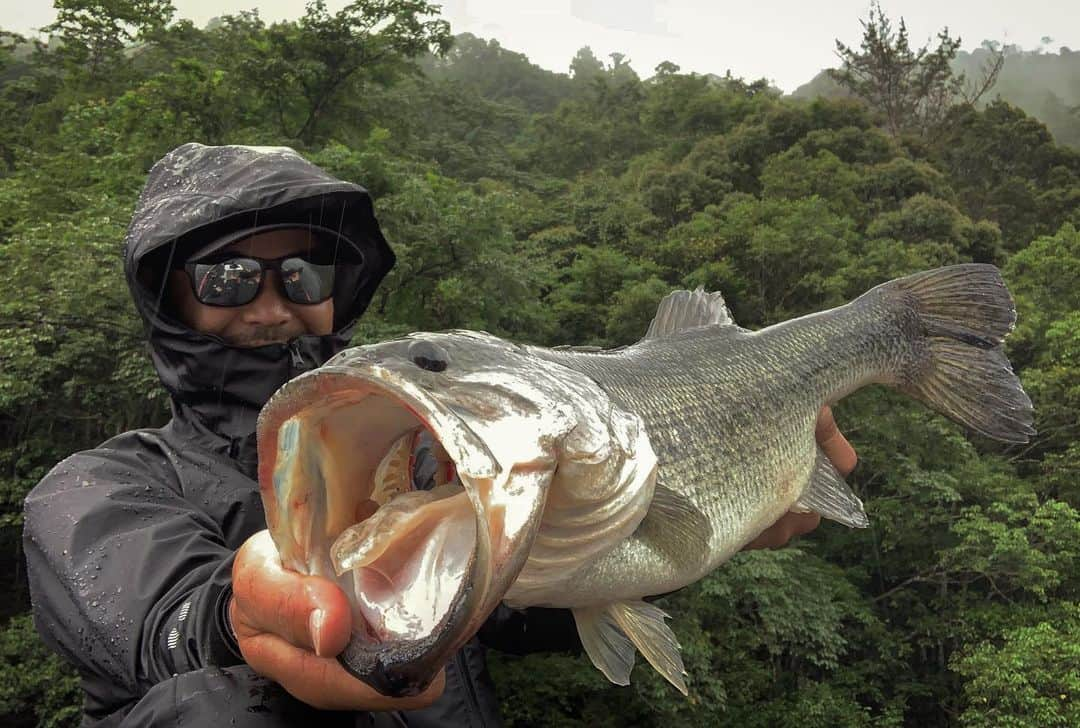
{"left": 522, "top": 311, "right": 875, "bottom": 598}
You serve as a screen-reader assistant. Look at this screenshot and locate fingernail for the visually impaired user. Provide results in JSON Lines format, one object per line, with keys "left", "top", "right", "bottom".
{"left": 309, "top": 609, "right": 326, "bottom": 656}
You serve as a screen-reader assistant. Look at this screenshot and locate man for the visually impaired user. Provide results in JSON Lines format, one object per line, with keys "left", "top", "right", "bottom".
{"left": 23, "top": 143, "right": 854, "bottom": 726}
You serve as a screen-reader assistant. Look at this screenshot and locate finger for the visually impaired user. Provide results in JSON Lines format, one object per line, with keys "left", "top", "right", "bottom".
{"left": 743, "top": 512, "right": 821, "bottom": 549}
{"left": 784, "top": 511, "right": 822, "bottom": 539}
{"left": 244, "top": 632, "right": 446, "bottom": 712}
{"left": 232, "top": 531, "right": 351, "bottom": 656}
{"left": 816, "top": 406, "right": 857, "bottom": 476}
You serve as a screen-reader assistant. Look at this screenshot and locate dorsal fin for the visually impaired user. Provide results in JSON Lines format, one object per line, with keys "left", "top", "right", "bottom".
{"left": 643, "top": 287, "right": 735, "bottom": 340}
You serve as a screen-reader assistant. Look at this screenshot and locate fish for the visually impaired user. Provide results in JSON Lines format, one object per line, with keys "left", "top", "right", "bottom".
{"left": 256, "top": 263, "right": 1033, "bottom": 697}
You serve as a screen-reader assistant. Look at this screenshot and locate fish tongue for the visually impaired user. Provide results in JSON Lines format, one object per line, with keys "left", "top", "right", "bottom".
{"left": 351, "top": 509, "right": 474, "bottom": 642}
{"left": 331, "top": 485, "right": 465, "bottom": 574}
{"left": 331, "top": 485, "right": 476, "bottom": 641}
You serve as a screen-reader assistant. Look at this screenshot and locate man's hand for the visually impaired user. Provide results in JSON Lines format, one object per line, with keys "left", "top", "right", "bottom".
{"left": 230, "top": 529, "right": 445, "bottom": 711}
{"left": 743, "top": 406, "right": 857, "bottom": 550}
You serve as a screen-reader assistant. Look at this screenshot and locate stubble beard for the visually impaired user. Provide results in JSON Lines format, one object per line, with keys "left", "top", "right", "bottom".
{"left": 226, "top": 324, "right": 306, "bottom": 348}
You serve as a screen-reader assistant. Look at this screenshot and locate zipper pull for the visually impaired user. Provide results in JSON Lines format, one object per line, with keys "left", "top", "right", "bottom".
{"left": 289, "top": 342, "right": 308, "bottom": 374}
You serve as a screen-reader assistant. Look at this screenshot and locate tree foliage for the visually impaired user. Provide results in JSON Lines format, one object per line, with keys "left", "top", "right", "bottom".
{"left": 828, "top": 2, "right": 1001, "bottom": 141}
{"left": 953, "top": 603, "right": 1080, "bottom": 727}
{"left": 230, "top": 0, "right": 451, "bottom": 144}
{"left": 44, "top": 0, "right": 174, "bottom": 81}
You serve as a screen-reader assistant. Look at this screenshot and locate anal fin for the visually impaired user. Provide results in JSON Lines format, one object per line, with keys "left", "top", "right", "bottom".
{"left": 792, "top": 449, "right": 869, "bottom": 528}
{"left": 573, "top": 601, "right": 688, "bottom": 695}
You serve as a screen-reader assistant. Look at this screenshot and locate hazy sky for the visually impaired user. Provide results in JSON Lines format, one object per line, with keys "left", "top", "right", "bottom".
{"left": 6, "top": 0, "right": 1077, "bottom": 91}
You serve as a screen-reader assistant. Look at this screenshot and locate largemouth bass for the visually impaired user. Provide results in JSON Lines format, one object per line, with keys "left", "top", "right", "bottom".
{"left": 256, "top": 264, "right": 1033, "bottom": 696}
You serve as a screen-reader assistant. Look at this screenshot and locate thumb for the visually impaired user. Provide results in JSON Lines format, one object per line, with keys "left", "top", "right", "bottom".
{"left": 232, "top": 530, "right": 352, "bottom": 657}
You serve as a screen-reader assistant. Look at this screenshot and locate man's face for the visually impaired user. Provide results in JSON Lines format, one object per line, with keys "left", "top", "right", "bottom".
{"left": 168, "top": 228, "right": 335, "bottom": 347}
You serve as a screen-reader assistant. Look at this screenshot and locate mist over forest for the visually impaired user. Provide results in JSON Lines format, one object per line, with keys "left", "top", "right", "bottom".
{"left": 0, "top": 2, "right": 1078, "bottom": 726}
{"left": 794, "top": 42, "right": 1080, "bottom": 148}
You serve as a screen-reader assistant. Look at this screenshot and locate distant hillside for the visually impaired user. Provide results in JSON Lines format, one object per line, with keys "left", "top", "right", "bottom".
{"left": 791, "top": 46, "right": 1080, "bottom": 147}
{"left": 418, "top": 32, "right": 574, "bottom": 114}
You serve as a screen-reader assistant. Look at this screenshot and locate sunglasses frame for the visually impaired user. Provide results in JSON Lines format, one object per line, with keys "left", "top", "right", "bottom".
{"left": 182, "top": 253, "right": 338, "bottom": 308}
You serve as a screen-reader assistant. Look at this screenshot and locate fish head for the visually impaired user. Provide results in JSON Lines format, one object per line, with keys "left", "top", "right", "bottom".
{"left": 256, "top": 330, "right": 613, "bottom": 695}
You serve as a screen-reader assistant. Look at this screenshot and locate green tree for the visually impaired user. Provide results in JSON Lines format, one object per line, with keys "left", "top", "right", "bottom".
{"left": 954, "top": 604, "right": 1080, "bottom": 727}
{"left": 43, "top": 0, "right": 175, "bottom": 84}
{"left": 234, "top": 0, "right": 451, "bottom": 144}
{"left": 367, "top": 168, "right": 555, "bottom": 340}
{"left": 569, "top": 46, "right": 604, "bottom": 82}
{"left": 0, "top": 616, "right": 80, "bottom": 728}
{"left": 933, "top": 102, "right": 1080, "bottom": 247}
{"left": 864, "top": 193, "right": 1001, "bottom": 263}
{"left": 547, "top": 245, "right": 660, "bottom": 346}
{"left": 830, "top": 2, "right": 975, "bottom": 140}
{"left": 422, "top": 33, "right": 571, "bottom": 113}
{"left": 1005, "top": 223, "right": 1080, "bottom": 505}
{"left": 659, "top": 195, "right": 856, "bottom": 325}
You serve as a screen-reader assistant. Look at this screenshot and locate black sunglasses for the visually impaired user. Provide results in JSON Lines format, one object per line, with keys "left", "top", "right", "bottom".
{"left": 182, "top": 254, "right": 344, "bottom": 307}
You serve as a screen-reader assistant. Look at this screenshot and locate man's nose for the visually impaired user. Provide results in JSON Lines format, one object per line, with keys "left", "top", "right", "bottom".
{"left": 242, "top": 272, "right": 293, "bottom": 325}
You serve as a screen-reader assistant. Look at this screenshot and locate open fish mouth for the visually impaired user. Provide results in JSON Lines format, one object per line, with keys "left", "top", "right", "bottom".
{"left": 331, "top": 426, "right": 473, "bottom": 644}
{"left": 256, "top": 364, "right": 557, "bottom": 695}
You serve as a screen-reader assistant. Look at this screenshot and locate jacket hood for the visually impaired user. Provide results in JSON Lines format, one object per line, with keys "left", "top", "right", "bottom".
{"left": 124, "top": 143, "right": 395, "bottom": 445}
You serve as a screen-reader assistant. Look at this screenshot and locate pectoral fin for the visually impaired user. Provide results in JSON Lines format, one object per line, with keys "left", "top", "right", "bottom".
{"left": 573, "top": 600, "right": 688, "bottom": 695}
{"left": 635, "top": 481, "right": 712, "bottom": 566}
{"left": 792, "top": 449, "right": 869, "bottom": 528}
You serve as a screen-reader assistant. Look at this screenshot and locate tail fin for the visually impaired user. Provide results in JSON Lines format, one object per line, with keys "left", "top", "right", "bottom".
{"left": 881, "top": 264, "right": 1035, "bottom": 443}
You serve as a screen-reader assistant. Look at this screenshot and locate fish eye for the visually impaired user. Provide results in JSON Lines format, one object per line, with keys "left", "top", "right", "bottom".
{"left": 409, "top": 340, "right": 449, "bottom": 372}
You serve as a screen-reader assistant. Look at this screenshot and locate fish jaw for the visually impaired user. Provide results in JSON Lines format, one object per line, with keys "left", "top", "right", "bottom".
{"left": 256, "top": 359, "right": 564, "bottom": 695}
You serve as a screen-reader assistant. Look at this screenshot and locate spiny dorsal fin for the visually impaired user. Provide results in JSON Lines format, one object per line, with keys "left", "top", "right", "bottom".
{"left": 791, "top": 448, "right": 869, "bottom": 528}
{"left": 643, "top": 287, "right": 735, "bottom": 340}
{"left": 573, "top": 601, "right": 689, "bottom": 695}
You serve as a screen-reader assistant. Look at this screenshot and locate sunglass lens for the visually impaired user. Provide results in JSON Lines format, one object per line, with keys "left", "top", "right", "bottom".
{"left": 192, "top": 258, "right": 262, "bottom": 306}
{"left": 279, "top": 258, "right": 335, "bottom": 304}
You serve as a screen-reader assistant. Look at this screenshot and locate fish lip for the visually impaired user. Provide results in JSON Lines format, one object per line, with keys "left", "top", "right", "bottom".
{"left": 336, "top": 579, "right": 476, "bottom": 697}
{"left": 256, "top": 364, "right": 504, "bottom": 693}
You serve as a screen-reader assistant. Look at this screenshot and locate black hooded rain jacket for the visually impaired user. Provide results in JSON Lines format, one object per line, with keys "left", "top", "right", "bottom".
{"left": 22, "top": 144, "right": 576, "bottom": 727}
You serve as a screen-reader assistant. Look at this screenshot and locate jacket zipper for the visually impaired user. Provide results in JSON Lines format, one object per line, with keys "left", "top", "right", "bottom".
{"left": 455, "top": 650, "right": 487, "bottom": 728}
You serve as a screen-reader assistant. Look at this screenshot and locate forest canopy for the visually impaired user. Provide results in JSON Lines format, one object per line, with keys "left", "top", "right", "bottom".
{"left": 0, "top": 2, "right": 1078, "bottom": 726}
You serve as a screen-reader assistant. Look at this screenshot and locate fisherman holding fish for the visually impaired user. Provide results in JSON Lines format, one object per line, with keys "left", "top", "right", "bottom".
{"left": 22, "top": 144, "right": 856, "bottom": 726}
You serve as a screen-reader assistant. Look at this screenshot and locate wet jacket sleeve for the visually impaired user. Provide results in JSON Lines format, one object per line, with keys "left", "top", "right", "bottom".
{"left": 478, "top": 604, "right": 581, "bottom": 656}
{"left": 22, "top": 443, "right": 243, "bottom": 714}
